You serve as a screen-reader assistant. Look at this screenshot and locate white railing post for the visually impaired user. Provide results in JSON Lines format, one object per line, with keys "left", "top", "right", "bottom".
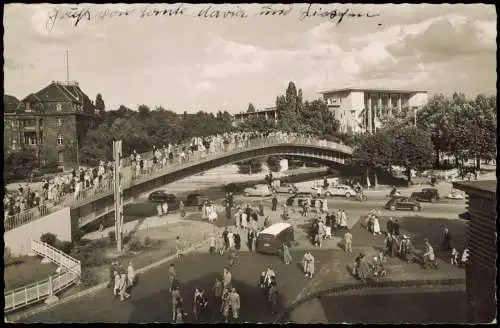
{"left": 24, "top": 288, "right": 28, "bottom": 305}
{"left": 48, "top": 276, "right": 53, "bottom": 296}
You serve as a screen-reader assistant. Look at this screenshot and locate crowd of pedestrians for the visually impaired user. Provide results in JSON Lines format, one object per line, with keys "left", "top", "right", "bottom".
{"left": 5, "top": 131, "right": 320, "bottom": 229}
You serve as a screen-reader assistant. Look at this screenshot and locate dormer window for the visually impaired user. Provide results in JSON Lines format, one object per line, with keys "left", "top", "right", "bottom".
{"left": 25, "top": 103, "right": 32, "bottom": 112}
{"left": 56, "top": 103, "right": 62, "bottom": 112}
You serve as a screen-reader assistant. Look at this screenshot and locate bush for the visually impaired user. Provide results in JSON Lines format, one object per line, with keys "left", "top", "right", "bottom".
{"left": 128, "top": 237, "right": 144, "bottom": 252}
{"left": 56, "top": 240, "right": 73, "bottom": 255}
{"left": 79, "top": 269, "right": 100, "bottom": 287}
{"left": 70, "top": 244, "right": 105, "bottom": 267}
{"left": 108, "top": 231, "right": 116, "bottom": 243}
{"left": 4, "top": 247, "right": 15, "bottom": 266}
{"left": 40, "top": 233, "right": 57, "bottom": 246}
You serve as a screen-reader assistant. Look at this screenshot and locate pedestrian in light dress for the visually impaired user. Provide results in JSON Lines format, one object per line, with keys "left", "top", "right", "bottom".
{"left": 259, "top": 201, "right": 264, "bottom": 216}
{"left": 282, "top": 242, "right": 293, "bottom": 265}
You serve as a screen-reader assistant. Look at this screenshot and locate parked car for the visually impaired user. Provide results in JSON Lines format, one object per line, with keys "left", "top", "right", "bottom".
{"left": 273, "top": 183, "right": 298, "bottom": 194}
{"left": 286, "top": 195, "right": 323, "bottom": 208}
{"left": 243, "top": 184, "right": 272, "bottom": 197}
{"left": 446, "top": 190, "right": 465, "bottom": 200}
{"left": 185, "top": 193, "right": 210, "bottom": 208}
{"left": 148, "top": 190, "right": 180, "bottom": 210}
{"left": 324, "top": 185, "right": 357, "bottom": 198}
{"left": 384, "top": 196, "right": 422, "bottom": 212}
{"left": 411, "top": 188, "right": 440, "bottom": 203}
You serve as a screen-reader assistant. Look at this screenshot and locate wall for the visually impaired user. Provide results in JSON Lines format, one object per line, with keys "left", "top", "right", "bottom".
{"left": 348, "top": 91, "right": 365, "bottom": 133}
{"left": 5, "top": 207, "right": 72, "bottom": 257}
{"left": 279, "top": 159, "right": 289, "bottom": 172}
{"left": 409, "top": 92, "right": 429, "bottom": 107}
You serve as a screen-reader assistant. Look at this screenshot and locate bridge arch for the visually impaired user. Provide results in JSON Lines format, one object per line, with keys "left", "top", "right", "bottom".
{"left": 74, "top": 140, "right": 352, "bottom": 227}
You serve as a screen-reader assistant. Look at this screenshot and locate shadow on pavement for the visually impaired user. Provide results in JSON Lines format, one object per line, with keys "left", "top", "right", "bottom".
{"left": 128, "top": 274, "right": 283, "bottom": 323}
{"left": 318, "top": 290, "right": 467, "bottom": 324}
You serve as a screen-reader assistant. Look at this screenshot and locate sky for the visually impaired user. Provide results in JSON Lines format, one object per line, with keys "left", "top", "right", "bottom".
{"left": 4, "top": 3, "right": 497, "bottom": 114}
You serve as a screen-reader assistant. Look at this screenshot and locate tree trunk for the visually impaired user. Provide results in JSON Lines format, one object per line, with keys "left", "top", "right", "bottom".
{"left": 406, "top": 167, "right": 412, "bottom": 185}
{"left": 476, "top": 157, "right": 481, "bottom": 171}
{"left": 374, "top": 172, "right": 378, "bottom": 188}
{"left": 366, "top": 167, "right": 371, "bottom": 188}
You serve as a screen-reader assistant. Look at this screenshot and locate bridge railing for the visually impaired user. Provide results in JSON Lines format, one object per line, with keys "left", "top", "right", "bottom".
{"left": 30, "top": 239, "right": 82, "bottom": 276}
{"left": 5, "top": 135, "right": 352, "bottom": 230}
{"left": 4, "top": 271, "right": 78, "bottom": 313}
{"left": 4, "top": 240, "right": 81, "bottom": 313}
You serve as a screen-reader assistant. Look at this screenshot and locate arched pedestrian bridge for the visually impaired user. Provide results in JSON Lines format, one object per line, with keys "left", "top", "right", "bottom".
{"left": 6, "top": 136, "right": 353, "bottom": 233}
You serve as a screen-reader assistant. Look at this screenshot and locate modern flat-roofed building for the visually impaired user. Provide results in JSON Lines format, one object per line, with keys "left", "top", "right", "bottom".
{"left": 233, "top": 107, "right": 278, "bottom": 126}
{"left": 4, "top": 81, "right": 101, "bottom": 169}
{"left": 319, "top": 87, "right": 429, "bottom": 134}
{"left": 453, "top": 180, "right": 497, "bottom": 323}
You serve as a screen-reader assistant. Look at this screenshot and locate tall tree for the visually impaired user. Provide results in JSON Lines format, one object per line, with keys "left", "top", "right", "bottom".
{"left": 389, "top": 125, "right": 434, "bottom": 183}
{"left": 95, "top": 94, "right": 105, "bottom": 115}
{"left": 247, "top": 103, "right": 256, "bottom": 113}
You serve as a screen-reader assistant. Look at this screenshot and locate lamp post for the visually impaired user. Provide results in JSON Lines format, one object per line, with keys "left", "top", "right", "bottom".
{"left": 113, "top": 140, "right": 124, "bottom": 252}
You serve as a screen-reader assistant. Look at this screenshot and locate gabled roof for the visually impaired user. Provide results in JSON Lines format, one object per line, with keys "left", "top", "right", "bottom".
{"left": 24, "top": 81, "right": 88, "bottom": 103}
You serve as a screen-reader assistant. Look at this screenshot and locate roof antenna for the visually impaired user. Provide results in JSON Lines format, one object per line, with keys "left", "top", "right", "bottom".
{"left": 66, "top": 50, "right": 70, "bottom": 83}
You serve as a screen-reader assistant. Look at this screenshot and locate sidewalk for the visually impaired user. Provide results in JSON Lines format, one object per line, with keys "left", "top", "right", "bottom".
{"left": 83, "top": 214, "right": 183, "bottom": 240}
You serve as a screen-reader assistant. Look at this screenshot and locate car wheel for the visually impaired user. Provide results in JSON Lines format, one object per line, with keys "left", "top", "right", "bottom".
{"left": 412, "top": 205, "right": 419, "bottom": 212}
{"left": 390, "top": 205, "right": 396, "bottom": 211}
{"left": 430, "top": 198, "right": 436, "bottom": 203}
{"left": 345, "top": 192, "right": 351, "bottom": 199}
{"left": 244, "top": 192, "right": 249, "bottom": 197}
{"left": 325, "top": 192, "right": 331, "bottom": 197}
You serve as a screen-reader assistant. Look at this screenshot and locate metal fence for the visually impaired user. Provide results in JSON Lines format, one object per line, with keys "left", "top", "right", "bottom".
{"left": 4, "top": 240, "right": 81, "bottom": 313}
{"left": 5, "top": 135, "right": 352, "bottom": 231}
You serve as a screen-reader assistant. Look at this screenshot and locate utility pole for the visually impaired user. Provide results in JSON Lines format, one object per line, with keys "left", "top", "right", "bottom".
{"left": 113, "top": 140, "right": 124, "bottom": 252}
{"left": 66, "top": 50, "right": 70, "bottom": 82}
{"left": 414, "top": 107, "right": 418, "bottom": 126}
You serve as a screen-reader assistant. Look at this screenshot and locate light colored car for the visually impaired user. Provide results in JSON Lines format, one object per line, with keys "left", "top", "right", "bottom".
{"left": 244, "top": 184, "right": 272, "bottom": 197}
{"left": 446, "top": 191, "right": 465, "bottom": 200}
{"left": 324, "top": 185, "right": 356, "bottom": 198}
{"left": 273, "top": 183, "right": 298, "bottom": 194}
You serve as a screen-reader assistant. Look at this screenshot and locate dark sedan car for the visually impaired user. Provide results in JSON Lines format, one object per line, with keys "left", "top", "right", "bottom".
{"left": 411, "top": 188, "right": 440, "bottom": 203}
{"left": 384, "top": 196, "right": 422, "bottom": 212}
{"left": 148, "top": 190, "right": 180, "bottom": 210}
{"left": 185, "top": 193, "right": 210, "bottom": 210}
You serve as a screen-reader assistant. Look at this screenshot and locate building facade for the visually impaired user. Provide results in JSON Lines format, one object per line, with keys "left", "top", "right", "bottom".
{"left": 4, "top": 81, "right": 101, "bottom": 169}
{"left": 320, "top": 88, "right": 429, "bottom": 134}
{"left": 453, "top": 180, "right": 497, "bottom": 323}
{"left": 233, "top": 107, "right": 278, "bottom": 126}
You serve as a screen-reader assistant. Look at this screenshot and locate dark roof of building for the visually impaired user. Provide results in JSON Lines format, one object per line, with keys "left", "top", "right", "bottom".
{"left": 234, "top": 107, "right": 277, "bottom": 116}
{"left": 453, "top": 180, "right": 497, "bottom": 198}
{"left": 20, "top": 81, "right": 89, "bottom": 104}
{"left": 4, "top": 95, "right": 20, "bottom": 112}
{"left": 319, "top": 87, "right": 428, "bottom": 95}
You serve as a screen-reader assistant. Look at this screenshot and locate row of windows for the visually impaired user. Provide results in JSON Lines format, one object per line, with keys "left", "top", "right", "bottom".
{"left": 11, "top": 134, "right": 65, "bottom": 146}
{"left": 24, "top": 102, "right": 83, "bottom": 112}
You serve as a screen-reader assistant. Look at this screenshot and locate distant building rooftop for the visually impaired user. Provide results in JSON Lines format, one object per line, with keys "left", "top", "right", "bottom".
{"left": 234, "top": 107, "right": 277, "bottom": 116}
{"left": 319, "top": 87, "right": 428, "bottom": 94}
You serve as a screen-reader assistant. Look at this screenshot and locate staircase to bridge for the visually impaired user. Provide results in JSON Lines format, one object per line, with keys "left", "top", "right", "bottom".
{"left": 5, "top": 135, "right": 353, "bottom": 233}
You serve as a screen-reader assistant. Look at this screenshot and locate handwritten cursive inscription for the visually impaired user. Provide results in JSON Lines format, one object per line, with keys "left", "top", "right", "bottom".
{"left": 299, "top": 4, "right": 380, "bottom": 24}
{"left": 197, "top": 5, "right": 248, "bottom": 19}
{"left": 258, "top": 5, "right": 293, "bottom": 16}
{"left": 46, "top": 7, "right": 91, "bottom": 31}
{"left": 140, "top": 4, "right": 185, "bottom": 18}
{"left": 43, "top": 4, "right": 382, "bottom": 32}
